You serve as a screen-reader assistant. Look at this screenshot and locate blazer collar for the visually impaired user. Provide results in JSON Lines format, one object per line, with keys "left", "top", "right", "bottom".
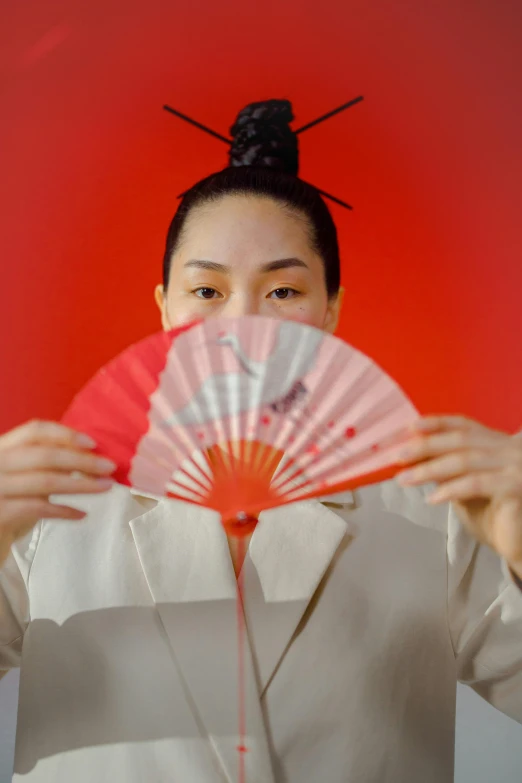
{"left": 128, "top": 488, "right": 356, "bottom": 606}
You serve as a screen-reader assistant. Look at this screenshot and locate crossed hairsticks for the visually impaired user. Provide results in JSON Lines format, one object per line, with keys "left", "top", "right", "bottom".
{"left": 163, "top": 96, "right": 364, "bottom": 211}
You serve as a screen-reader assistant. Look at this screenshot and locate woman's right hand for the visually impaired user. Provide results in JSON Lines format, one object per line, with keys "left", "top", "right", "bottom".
{"left": 0, "top": 420, "right": 116, "bottom": 565}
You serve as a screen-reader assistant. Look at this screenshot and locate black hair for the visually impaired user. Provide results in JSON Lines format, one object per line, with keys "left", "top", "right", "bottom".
{"left": 162, "top": 99, "right": 341, "bottom": 298}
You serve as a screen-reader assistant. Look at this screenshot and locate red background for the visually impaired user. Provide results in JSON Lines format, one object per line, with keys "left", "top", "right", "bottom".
{"left": 1, "top": 0, "right": 521, "bottom": 435}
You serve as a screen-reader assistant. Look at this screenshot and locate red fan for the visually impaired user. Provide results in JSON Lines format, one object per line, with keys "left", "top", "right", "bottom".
{"left": 63, "top": 315, "right": 418, "bottom": 535}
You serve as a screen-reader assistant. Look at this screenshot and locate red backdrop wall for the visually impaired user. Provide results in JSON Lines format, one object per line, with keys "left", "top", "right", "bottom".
{"left": 1, "top": 0, "right": 521, "bottom": 435}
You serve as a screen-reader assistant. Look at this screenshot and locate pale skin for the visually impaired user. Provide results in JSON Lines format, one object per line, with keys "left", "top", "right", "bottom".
{"left": 0, "top": 194, "right": 521, "bottom": 582}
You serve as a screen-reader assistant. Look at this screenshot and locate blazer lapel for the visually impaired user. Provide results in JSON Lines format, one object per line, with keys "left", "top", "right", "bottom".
{"left": 129, "top": 497, "right": 276, "bottom": 783}
{"left": 239, "top": 494, "right": 356, "bottom": 694}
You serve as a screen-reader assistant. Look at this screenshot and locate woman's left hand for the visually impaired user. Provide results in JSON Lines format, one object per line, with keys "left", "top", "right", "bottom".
{"left": 395, "top": 415, "right": 522, "bottom": 580}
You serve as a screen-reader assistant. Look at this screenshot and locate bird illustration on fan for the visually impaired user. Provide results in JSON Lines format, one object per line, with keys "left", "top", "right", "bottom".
{"left": 162, "top": 319, "right": 321, "bottom": 426}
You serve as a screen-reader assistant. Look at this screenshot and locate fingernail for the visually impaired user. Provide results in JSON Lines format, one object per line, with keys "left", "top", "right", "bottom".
{"left": 96, "top": 478, "right": 115, "bottom": 488}
{"left": 76, "top": 434, "right": 97, "bottom": 449}
{"left": 397, "top": 470, "right": 415, "bottom": 484}
{"left": 96, "top": 457, "right": 117, "bottom": 473}
{"left": 413, "top": 420, "right": 435, "bottom": 432}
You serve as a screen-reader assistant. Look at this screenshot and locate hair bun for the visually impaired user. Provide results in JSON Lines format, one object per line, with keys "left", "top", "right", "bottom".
{"left": 229, "top": 99, "right": 299, "bottom": 176}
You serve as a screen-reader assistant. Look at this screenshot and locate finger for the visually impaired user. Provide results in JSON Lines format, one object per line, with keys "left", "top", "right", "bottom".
{"left": 32, "top": 502, "right": 88, "bottom": 521}
{"left": 410, "top": 415, "right": 496, "bottom": 435}
{"left": 425, "top": 472, "right": 521, "bottom": 504}
{"left": 0, "top": 471, "right": 114, "bottom": 498}
{"left": 0, "top": 446, "right": 116, "bottom": 476}
{"left": 0, "top": 420, "right": 96, "bottom": 453}
{"left": 1, "top": 501, "right": 88, "bottom": 567}
{"left": 397, "top": 450, "right": 508, "bottom": 486}
{"left": 1, "top": 498, "right": 87, "bottom": 530}
{"left": 395, "top": 429, "right": 505, "bottom": 465}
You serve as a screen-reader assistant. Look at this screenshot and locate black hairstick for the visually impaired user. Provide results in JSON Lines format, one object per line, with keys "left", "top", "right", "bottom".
{"left": 294, "top": 96, "right": 364, "bottom": 135}
{"left": 162, "top": 105, "right": 231, "bottom": 145}
{"left": 162, "top": 96, "right": 364, "bottom": 210}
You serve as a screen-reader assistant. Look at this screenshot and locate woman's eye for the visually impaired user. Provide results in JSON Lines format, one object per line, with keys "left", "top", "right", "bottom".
{"left": 193, "top": 287, "right": 220, "bottom": 300}
{"left": 269, "top": 288, "right": 299, "bottom": 300}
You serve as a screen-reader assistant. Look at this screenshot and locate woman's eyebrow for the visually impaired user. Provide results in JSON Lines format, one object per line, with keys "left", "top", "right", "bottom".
{"left": 260, "top": 258, "right": 309, "bottom": 273}
{"left": 184, "top": 260, "right": 230, "bottom": 273}
{"left": 183, "top": 258, "right": 309, "bottom": 274}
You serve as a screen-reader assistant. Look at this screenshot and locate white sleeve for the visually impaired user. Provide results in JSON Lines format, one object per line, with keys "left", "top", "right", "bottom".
{"left": 446, "top": 503, "right": 522, "bottom": 722}
{"left": 0, "top": 523, "right": 41, "bottom": 675}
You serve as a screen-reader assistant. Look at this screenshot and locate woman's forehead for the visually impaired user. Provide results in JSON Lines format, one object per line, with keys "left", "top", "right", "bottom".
{"left": 177, "top": 194, "right": 314, "bottom": 258}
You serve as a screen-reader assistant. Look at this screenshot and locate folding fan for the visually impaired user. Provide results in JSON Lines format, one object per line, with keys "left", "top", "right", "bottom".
{"left": 63, "top": 315, "right": 418, "bottom": 536}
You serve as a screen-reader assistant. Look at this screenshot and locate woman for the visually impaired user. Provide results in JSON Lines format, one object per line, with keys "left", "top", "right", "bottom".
{"left": 1, "top": 100, "right": 521, "bottom": 783}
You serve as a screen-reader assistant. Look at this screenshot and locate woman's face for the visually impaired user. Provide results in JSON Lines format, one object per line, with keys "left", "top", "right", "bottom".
{"left": 155, "top": 195, "right": 342, "bottom": 333}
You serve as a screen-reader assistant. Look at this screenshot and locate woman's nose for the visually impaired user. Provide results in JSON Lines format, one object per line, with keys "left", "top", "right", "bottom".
{"left": 223, "top": 295, "right": 259, "bottom": 318}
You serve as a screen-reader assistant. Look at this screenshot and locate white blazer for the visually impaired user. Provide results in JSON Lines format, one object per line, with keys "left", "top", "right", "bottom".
{"left": 1, "top": 480, "right": 521, "bottom": 783}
